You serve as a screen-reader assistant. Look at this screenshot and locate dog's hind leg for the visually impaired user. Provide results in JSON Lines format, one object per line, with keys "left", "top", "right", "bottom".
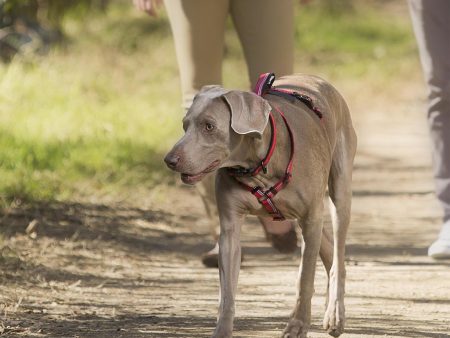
{"left": 320, "top": 224, "right": 333, "bottom": 272}
{"left": 323, "top": 123, "right": 357, "bottom": 337}
{"left": 319, "top": 222, "right": 334, "bottom": 310}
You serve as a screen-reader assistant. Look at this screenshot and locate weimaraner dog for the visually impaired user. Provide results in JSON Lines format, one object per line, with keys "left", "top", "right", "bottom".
{"left": 164, "top": 73, "right": 357, "bottom": 338}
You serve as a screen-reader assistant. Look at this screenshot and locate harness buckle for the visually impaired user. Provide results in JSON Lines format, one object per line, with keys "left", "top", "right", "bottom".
{"left": 261, "top": 161, "right": 268, "bottom": 174}
{"left": 267, "top": 187, "right": 277, "bottom": 197}
{"left": 251, "top": 187, "right": 268, "bottom": 202}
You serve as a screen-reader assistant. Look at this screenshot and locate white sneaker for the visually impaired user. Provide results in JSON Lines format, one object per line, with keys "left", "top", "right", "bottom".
{"left": 428, "top": 220, "right": 450, "bottom": 259}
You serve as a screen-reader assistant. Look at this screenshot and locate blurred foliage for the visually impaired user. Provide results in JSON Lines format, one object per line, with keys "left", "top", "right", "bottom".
{"left": 0, "top": 0, "right": 354, "bottom": 30}
{"left": 0, "top": 0, "right": 110, "bottom": 61}
{"left": 294, "top": 1, "right": 416, "bottom": 78}
{"left": 1, "top": 0, "right": 109, "bottom": 27}
{"left": 316, "top": 0, "right": 354, "bottom": 14}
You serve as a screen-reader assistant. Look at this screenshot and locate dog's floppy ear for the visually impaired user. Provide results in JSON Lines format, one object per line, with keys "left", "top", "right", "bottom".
{"left": 223, "top": 91, "right": 271, "bottom": 138}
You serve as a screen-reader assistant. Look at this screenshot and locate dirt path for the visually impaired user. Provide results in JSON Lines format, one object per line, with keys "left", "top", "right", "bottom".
{"left": 1, "top": 89, "right": 450, "bottom": 337}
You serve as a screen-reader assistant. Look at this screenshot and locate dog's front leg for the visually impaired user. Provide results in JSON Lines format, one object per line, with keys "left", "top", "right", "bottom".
{"left": 283, "top": 205, "right": 324, "bottom": 338}
{"left": 212, "top": 174, "right": 245, "bottom": 338}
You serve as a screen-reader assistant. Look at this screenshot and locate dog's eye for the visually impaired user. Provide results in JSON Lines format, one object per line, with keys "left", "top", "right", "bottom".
{"left": 205, "top": 123, "right": 215, "bottom": 132}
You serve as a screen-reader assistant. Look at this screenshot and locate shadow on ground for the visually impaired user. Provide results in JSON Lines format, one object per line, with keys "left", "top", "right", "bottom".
{"left": 1, "top": 199, "right": 449, "bottom": 338}
{"left": 0, "top": 201, "right": 213, "bottom": 256}
{"left": 3, "top": 312, "right": 449, "bottom": 338}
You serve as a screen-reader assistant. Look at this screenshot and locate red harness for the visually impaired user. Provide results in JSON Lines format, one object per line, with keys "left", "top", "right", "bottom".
{"left": 227, "top": 73, "right": 323, "bottom": 221}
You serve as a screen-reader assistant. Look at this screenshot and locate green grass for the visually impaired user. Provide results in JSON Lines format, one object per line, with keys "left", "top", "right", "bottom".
{"left": 0, "top": 3, "right": 182, "bottom": 203}
{"left": 293, "top": 2, "right": 418, "bottom": 79}
{"left": 0, "top": 0, "right": 418, "bottom": 203}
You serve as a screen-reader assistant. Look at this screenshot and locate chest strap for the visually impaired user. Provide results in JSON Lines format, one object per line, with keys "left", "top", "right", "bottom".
{"left": 233, "top": 104, "right": 295, "bottom": 220}
{"left": 227, "top": 72, "right": 321, "bottom": 221}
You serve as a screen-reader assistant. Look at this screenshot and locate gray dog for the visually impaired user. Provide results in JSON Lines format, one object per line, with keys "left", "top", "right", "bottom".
{"left": 164, "top": 73, "right": 357, "bottom": 338}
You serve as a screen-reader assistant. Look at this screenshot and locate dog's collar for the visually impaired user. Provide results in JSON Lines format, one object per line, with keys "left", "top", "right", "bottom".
{"left": 226, "top": 73, "right": 323, "bottom": 221}
{"left": 227, "top": 112, "right": 277, "bottom": 177}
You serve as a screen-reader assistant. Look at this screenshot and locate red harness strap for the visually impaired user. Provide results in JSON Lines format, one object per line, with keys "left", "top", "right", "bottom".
{"left": 228, "top": 72, "right": 321, "bottom": 221}
{"left": 235, "top": 105, "right": 295, "bottom": 220}
{"left": 268, "top": 88, "right": 323, "bottom": 119}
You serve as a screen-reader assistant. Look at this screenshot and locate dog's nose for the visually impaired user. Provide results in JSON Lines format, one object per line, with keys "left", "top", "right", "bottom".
{"left": 164, "top": 153, "right": 180, "bottom": 169}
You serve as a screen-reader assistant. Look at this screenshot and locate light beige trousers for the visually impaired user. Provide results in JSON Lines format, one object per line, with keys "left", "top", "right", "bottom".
{"left": 164, "top": 0, "right": 294, "bottom": 108}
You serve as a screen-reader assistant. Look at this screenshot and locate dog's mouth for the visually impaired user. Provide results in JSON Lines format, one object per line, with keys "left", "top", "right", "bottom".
{"left": 181, "top": 160, "right": 221, "bottom": 185}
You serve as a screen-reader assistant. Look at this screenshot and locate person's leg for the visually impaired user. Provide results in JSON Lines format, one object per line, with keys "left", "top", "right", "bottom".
{"left": 409, "top": 0, "right": 450, "bottom": 258}
{"left": 164, "top": 0, "right": 229, "bottom": 109}
{"left": 230, "top": 0, "right": 294, "bottom": 88}
{"left": 164, "top": 0, "right": 231, "bottom": 267}
{"left": 230, "top": 0, "right": 297, "bottom": 244}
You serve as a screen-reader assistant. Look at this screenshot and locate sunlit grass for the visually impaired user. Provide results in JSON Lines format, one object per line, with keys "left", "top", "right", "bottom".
{"left": 0, "top": 1, "right": 418, "bottom": 203}
{"left": 293, "top": 2, "right": 418, "bottom": 83}
{"left": 0, "top": 3, "right": 183, "bottom": 202}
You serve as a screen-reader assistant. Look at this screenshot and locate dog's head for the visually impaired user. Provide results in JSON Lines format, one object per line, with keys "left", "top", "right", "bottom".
{"left": 164, "top": 85, "right": 271, "bottom": 184}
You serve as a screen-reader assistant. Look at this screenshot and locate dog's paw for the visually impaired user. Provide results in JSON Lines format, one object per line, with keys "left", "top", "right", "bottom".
{"left": 323, "top": 299, "right": 345, "bottom": 337}
{"left": 282, "top": 318, "right": 308, "bottom": 338}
